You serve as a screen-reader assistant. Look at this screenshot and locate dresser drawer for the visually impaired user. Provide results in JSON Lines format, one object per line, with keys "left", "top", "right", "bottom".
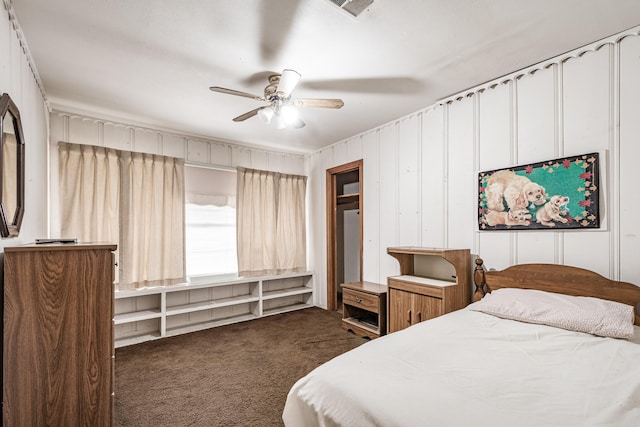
{"left": 343, "top": 288, "right": 380, "bottom": 313}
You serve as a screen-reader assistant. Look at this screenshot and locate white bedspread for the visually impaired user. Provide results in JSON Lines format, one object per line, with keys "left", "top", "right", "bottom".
{"left": 283, "top": 305, "right": 640, "bottom": 427}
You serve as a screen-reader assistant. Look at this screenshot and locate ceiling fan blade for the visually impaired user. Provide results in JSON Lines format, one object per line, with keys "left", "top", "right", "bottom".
{"left": 259, "top": 2, "right": 301, "bottom": 62}
{"left": 210, "top": 86, "right": 265, "bottom": 101}
{"left": 300, "top": 77, "right": 424, "bottom": 94}
{"left": 276, "top": 69, "right": 301, "bottom": 97}
{"left": 293, "top": 98, "right": 344, "bottom": 109}
{"left": 233, "top": 107, "right": 263, "bottom": 122}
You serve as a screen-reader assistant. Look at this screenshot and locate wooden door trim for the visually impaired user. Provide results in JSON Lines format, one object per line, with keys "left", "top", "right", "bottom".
{"left": 326, "top": 159, "right": 363, "bottom": 311}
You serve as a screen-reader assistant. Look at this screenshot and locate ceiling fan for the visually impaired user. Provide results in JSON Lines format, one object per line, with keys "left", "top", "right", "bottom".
{"left": 209, "top": 69, "right": 344, "bottom": 129}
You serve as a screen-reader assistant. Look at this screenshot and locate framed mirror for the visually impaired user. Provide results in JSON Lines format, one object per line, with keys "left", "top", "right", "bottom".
{"left": 0, "top": 93, "right": 25, "bottom": 238}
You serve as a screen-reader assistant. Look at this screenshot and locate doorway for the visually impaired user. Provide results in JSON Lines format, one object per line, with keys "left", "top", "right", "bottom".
{"left": 326, "top": 160, "right": 363, "bottom": 311}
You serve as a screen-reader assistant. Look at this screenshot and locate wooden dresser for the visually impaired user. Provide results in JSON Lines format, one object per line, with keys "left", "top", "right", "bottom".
{"left": 3, "top": 243, "right": 116, "bottom": 426}
{"left": 387, "top": 247, "right": 471, "bottom": 333}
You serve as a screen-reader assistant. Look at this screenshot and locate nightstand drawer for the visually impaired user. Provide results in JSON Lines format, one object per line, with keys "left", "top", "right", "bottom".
{"left": 343, "top": 288, "right": 380, "bottom": 313}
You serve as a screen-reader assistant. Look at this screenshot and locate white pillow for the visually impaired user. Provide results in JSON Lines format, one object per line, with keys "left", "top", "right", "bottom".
{"left": 469, "top": 287, "right": 635, "bottom": 339}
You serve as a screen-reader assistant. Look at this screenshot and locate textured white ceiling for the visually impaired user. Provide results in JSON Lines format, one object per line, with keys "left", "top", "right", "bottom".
{"left": 11, "top": 0, "right": 640, "bottom": 153}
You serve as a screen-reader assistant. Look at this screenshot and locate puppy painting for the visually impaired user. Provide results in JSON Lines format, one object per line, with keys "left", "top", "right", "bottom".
{"left": 536, "top": 195, "right": 570, "bottom": 227}
{"left": 478, "top": 152, "right": 600, "bottom": 230}
{"left": 484, "top": 170, "right": 547, "bottom": 212}
{"left": 484, "top": 209, "right": 532, "bottom": 227}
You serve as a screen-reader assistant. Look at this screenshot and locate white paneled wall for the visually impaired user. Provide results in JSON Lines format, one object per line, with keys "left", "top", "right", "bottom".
{"left": 562, "top": 46, "right": 613, "bottom": 276}
{"left": 48, "top": 111, "right": 306, "bottom": 237}
{"left": 446, "top": 96, "right": 475, "bottom": 250}
{"left": 307, "top": 26, "right": 640, "bottom": 307}
{"left": 0, "top": 4, "right": 49, "bottom": 250}
{"left": 514, "top": 66, "right": 558, "bottom": 265}
{"left": 619, "top": 34, "right": 640, "bottom": 284}
{"left": 420, "top": 107, "right": 445, "bottom": 248}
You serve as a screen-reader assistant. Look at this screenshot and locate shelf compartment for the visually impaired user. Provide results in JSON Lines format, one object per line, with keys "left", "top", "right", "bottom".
{"left": 114, "top": 309, "right": 162, "bottom": 325}
{"left": 165, "top": 315, "right": 258, "bottom": 337}
{"left": 166, "top": 295, "right": 260, "bottom": 316}
{"left": 166, "top": 300, "right": 259, "bottom": 330}
{"left": 115, "top": 331, "right": 162, "bottom": 348}
{"left": 263, "top": 302, "right": 313, "bottom": 317}
{"left": 165, "top": 313, "right": 258, "bottom": 337}
{"left": 262, "top": 286, "right": 312, "bottom": 300}
{"left": 114, "top": 293, "right": 161, "bottom": 322}
{"left": 336, "top": 193, "right": 359, "bottom": 205}
{"left": 263, "top": 275, "right": 312, "bottom": 300}
{"left": 391, "top": 275, "right": 457, "bottom": 287}
{"left": 114, "top": 318, "right": 161, "bottom": 348}
{"left": 263, "top": 293, "right": 312, "bottom": 314}
{"left": 166, "top": 281, "right": 259, "bottom": 314}
{"left": 342, "top": 316, "right": 379, "bottom": 333}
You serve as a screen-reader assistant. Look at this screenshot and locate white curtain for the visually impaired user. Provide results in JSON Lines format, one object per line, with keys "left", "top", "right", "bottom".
{"left": 120, "top": 151, "right": 185, "bottom": 284}
{"left": 276, "top": 173, "right": 307, "bottom": 270}
{"left": 59, "top": 142, "right": 184, "bottom": 284}
{"left": 236, "top": 167, "right": 306, "bottom": 276}
{"left": 58, "top": 142, "right": 120, "bottom": 242}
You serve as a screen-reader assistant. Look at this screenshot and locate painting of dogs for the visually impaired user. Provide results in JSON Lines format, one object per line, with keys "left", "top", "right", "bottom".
{"left": 484, "top": 169, "right": 547, "bottom": 212}
{"left": 478, "top": 152, "right": 600, "bottom": 230}
{"left": 536, "top": 195, "right": 570, "bottom": 227}
{"left": 484, "top": 209, "right": 532, "bottom": 227}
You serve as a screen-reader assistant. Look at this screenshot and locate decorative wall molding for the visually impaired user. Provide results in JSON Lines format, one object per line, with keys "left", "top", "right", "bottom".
{"left": 314, "top": 25, "right": 640, "bottom": 166}
{"left": 51, "top": 110, "right": 305, "bottom": 162}
{"left": 3, "top": 0, "right": 48, "bottom": 107}
{"left": 436, "top": 25, "right": 640, "bottom": 107}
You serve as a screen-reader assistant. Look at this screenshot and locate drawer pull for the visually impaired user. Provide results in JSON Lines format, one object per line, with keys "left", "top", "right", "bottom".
{"left": 407, "top": 310, "right": 412, "bottom": 324}
{"left": 355, "top": 296, "right": 362, "bottom": 303}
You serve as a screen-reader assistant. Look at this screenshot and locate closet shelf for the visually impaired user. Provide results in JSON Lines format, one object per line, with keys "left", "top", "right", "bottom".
{"left": 336, "top": 193, "right": 359, "bottom": 205}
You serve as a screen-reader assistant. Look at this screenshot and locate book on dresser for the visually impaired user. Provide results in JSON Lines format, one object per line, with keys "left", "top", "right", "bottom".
{"left": 386, "top": 247, "right": 471, "bottom": 333}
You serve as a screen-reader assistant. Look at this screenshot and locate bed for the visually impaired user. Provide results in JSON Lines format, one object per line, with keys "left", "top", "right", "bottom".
{"left": 282, "top": 259, "right": 640, "bottom": 427}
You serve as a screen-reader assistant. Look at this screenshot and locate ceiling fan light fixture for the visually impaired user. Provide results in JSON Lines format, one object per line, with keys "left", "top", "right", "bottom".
{"left": 210, "top": 68, "right": 343, "bottom": 129}
{"left": 280, "top": 104, "right": 299, "bottom": 126}
{"left": 257, "top": 106, "right": 274, "bottom": 124}
{"left": 274, "top": 113, "right": 287, "bottom": 130}
{"left": 276, "top": 69, "right": 301, "bottom": 97}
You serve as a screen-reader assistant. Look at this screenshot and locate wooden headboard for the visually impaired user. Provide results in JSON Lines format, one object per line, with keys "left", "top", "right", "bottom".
{"left": 473, "top": 258, "right": 640, "bottom": 326}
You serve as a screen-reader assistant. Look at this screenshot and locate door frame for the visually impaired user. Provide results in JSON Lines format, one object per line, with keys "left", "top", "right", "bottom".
{"left": 326, "top": 159, "right": 363, "bottom": 311}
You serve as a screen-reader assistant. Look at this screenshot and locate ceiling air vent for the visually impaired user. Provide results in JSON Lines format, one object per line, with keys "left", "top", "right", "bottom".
{"left": 328, "top": 0, "right": 374, "bottom": 17}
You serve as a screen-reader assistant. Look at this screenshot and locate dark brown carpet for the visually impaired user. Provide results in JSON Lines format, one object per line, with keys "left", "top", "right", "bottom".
{"left": 114, "top": 307, "right": 367, "bottom": 426}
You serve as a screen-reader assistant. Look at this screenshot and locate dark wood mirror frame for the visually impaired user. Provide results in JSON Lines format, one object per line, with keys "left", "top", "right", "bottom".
{"left": 0, "top": 93, "right": 25, "bottom": 238}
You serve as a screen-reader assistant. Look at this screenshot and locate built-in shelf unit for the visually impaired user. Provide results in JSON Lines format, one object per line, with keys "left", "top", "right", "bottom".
{"left": 114, "top": 271, "right": 313, "bottom": 347}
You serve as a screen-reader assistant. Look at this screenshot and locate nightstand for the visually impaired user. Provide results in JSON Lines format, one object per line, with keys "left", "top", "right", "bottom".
{"left": 387, "top": 247, "right": 470, "bottom": 333}
{"left": 341, "top": 281, "right": 387, "bottom": 339}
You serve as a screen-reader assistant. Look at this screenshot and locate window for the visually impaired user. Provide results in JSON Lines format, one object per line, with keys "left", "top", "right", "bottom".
{"left": 185, "top": 166, "right": 237, "bottom": 276}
